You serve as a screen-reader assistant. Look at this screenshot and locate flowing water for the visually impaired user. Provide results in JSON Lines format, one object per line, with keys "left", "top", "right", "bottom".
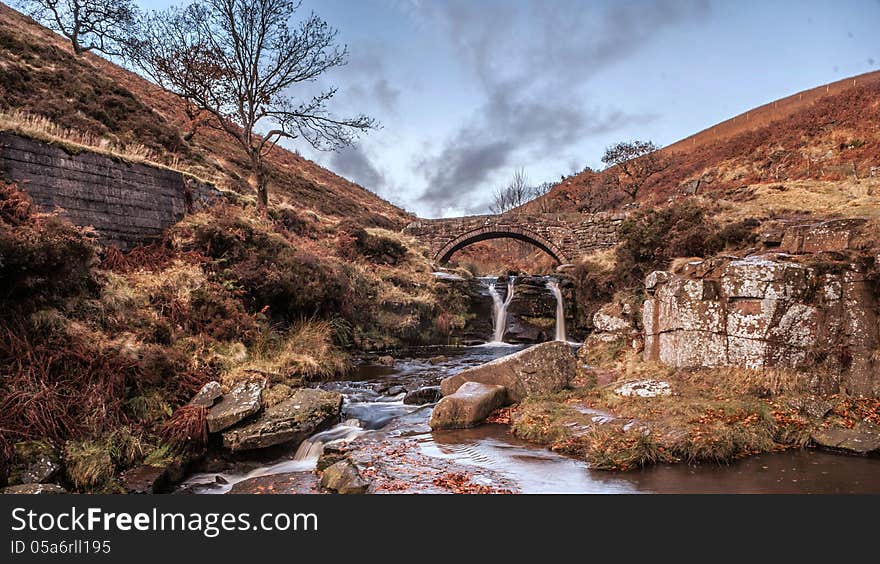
{"left": 180, "top": 345, "right": 880, "bottom": 494}
{"left": 484, "top": 277, "right": 516, "bottom": 343}
{"left": 546, "top": 279, "right": 567, "bottom": 342}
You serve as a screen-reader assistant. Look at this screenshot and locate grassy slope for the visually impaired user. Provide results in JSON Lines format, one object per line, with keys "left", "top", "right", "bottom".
{"left": 534, "top": 71, "right": 880, "bottom": 217}
{"left": 0, "top": 3, "right": 411, "bottom": 229}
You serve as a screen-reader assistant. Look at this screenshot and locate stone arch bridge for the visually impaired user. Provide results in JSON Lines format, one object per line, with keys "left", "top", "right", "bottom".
{"left": 403, "top": 212, "right": 625, "bottom": 264}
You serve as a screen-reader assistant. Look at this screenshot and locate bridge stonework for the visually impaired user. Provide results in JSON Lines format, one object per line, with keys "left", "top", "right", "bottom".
{"left": 403, "top": 212, "right": 625, "bottom": 264}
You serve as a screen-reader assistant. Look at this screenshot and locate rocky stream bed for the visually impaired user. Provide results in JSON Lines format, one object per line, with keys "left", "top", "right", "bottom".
{"left": 175, "top": 345, "right": 880, "bottom": 495}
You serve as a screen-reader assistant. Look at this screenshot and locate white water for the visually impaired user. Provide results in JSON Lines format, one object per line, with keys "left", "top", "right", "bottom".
{"left": 485, "top": 277, "right": 515, "bottom": 343}
{"left": 546, "top": 279, "right": 567, "bottom": 342}
{"left": 180, "top": 421, "right": 363, "bottom": 494}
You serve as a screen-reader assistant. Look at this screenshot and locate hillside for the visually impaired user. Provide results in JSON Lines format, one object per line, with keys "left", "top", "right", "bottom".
{"left": 537, "top": 70, "right": 880, "bottom": 216}
{"left": 0, "top": 3, "right": 409, "bottom": 228}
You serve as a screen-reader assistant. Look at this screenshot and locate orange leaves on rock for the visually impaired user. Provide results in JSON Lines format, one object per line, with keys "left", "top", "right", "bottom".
{"left": 485, "top": 407, "right": 512, "bottom": 425}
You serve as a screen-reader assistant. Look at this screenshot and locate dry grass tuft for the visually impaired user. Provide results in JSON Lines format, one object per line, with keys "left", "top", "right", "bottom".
{"left": 161, "top": 405, "right": 207, "bottom": 453}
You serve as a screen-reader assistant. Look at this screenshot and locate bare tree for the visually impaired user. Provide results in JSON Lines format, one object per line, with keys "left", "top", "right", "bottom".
{"left": 490, "top": 168, "right": 530, "bottom": 214}
{"left": 125, "top": 7, "right": 215, "bottom": 142}
{"left": 530, "top": 181, "right": 554, "bottom": 213}
{"left": 17, "top": 0, "right": 138, "bottom": 56}
{"left": 128, "top": 0, "right": 377, "bottom": 209}
{"left": 601, "top": 140, "right": 668, "bottom": 201}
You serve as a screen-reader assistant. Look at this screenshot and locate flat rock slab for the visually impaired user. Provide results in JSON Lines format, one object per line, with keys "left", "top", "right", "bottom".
{"left": 120, "top": 464, "right": 176, "bottom": 494}
{"left": 341, "top": 430, "right": 516, "bottom": 494}
{"left": 229, "top": 472, "right": 320, "bottom": 494}
{"left": 190, "top": 381, "right": 222, "bottom": 408}
{"left": 207, "top": 379, "right": 265, "bottom": 433}
{"left": 222, "top": 388, "right": 342, "bottom": 452}
{"left": 440, "top": 341, "right": 575, "bottom": 402}
{"left": 811, "top": 425, "right": 880, "bottom": 455}
{"left": 430, "top": 382, "right": 509, "bottom": 430}
{"left": 2, "top": 483, "right": 67, "bottom": 494}
{"left": 614, "top": 380, "right": 672, "bottom": 398}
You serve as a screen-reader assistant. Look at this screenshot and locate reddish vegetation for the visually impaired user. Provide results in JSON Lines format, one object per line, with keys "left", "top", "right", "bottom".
{"left": 536, "top": 71, "right": 880, "bottom": 213}
{"left": 0, "top": 4, "right": 409, "bottom": 227}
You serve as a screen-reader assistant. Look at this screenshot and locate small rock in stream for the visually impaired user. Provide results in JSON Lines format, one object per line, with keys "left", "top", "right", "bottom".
{"left": 403, "top": 386, "right": 442, "bottom": 405}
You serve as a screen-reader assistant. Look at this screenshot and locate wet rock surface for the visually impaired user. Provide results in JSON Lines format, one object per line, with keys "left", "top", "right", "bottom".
{"left": 430, "top": 382, "right": 509, "bottom": 429}
{"left": 403, "top": 385, "right": 442, "bottom": 405}
{"left": 334, "top": 422, "right": 517, "bottom": 494}
{"left": 440, "top": 341, "right": 576, "bottom": 401}
{"left": 229, "top": 472, "right": 320, "bottom": 494}
{"left": 811, "top": 424, "right": 880, "bottom": 455}
{"left": 222, "top": 388, "right": 342, "bottom": 452}
{"left": 120, "top": 464, "right": 178, "bottom": 494}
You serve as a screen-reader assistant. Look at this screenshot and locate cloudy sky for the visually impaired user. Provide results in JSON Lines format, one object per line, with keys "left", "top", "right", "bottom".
{"left": 140, "top": 0, "right": 879, "bottom": 217}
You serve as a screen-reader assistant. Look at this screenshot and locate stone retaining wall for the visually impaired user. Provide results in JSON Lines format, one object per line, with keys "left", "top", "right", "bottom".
{"left": 0, "top": 132, "right": 219, "bottom": 249}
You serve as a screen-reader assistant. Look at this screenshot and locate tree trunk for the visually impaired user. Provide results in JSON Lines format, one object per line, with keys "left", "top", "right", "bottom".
{"left": 254, "top": 158, "right": 269, "bottom": 211}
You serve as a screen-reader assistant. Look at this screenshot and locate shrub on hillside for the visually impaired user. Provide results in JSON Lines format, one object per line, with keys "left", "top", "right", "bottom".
{"left": 337, "top": 223, "right": 408, "bottom": 266}
{"left": 177, "top": 206, "right": 355, "bottom": 321}
{"left": 0, "top": 183, "right": 97, "bottom": 311}
{"left": 614, "top": 202, "right": 721, "bottom": 287}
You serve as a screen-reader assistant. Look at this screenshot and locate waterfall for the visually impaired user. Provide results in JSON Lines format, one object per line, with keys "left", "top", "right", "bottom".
{"left": 485, "top": 277, "right": 515, "bottom": 343}
{"left": 546, "top": 279, "right": 567, "bottom": 342}
{"left": 292, "top": 420, "right": 363, "bottom": 462}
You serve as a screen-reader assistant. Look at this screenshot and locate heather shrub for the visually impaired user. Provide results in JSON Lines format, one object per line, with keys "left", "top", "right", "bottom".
{"left": 337, "top": 223, "right": 408, "bottom": 266}
{"left": 614, "top": 202, "right": 721, "bottom": 287}
{"left": 0, "top": 183, "right": 98, "bottom": 310}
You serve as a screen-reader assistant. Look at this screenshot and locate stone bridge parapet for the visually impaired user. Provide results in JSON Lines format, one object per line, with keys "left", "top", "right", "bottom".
{"left": 403, "top": 211, "right": 624, "bottom": 264}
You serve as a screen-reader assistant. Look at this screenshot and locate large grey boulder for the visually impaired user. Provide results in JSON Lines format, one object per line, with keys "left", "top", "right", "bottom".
{"left": 430, "top": 382, "right": 509, "bottom": 430}
{"left": 207, "top": 379, "right": 265, "bottom": 433}
{"left": 222, "top": 388, "right": 342, "bottom": 452}
{"left": 440, "top": 341, "right": 575, "bottom": 402}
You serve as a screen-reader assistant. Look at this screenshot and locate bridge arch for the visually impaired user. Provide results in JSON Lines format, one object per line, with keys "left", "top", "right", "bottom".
{"left": 435, "top": 225, "right": 570, "bottom": 264}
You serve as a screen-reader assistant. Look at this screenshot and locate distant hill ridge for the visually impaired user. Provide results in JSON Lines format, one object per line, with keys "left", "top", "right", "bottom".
{"left": 665, "top": 70, "right": 880, "bottom": 155}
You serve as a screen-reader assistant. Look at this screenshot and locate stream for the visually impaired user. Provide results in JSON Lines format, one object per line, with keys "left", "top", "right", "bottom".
{"left": 180, "top": 345, "right": 880, "bottom": 494}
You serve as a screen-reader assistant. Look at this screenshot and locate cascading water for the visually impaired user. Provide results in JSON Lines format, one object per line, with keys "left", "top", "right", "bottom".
{"left": 485, "top": 277, "right": 515, "bottom": 343}
{"left": 293, "top": 420, "right": 363, "bottom": 462}
{"left": 546, "top": 279, "right": 567, "bottom": 342}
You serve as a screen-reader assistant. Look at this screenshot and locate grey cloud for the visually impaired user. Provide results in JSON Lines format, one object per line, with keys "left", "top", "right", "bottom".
{"left": 329, "top": 144, "right": 386, "bottom": 192}
{"left": 412, "top": 0, "right": 693, "bottom": 214}
{"left": 417, "top": 134, "right": 514, "bottom": 207}
{"left": 326, "top": 45, "right": 402, "bottom": 115}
